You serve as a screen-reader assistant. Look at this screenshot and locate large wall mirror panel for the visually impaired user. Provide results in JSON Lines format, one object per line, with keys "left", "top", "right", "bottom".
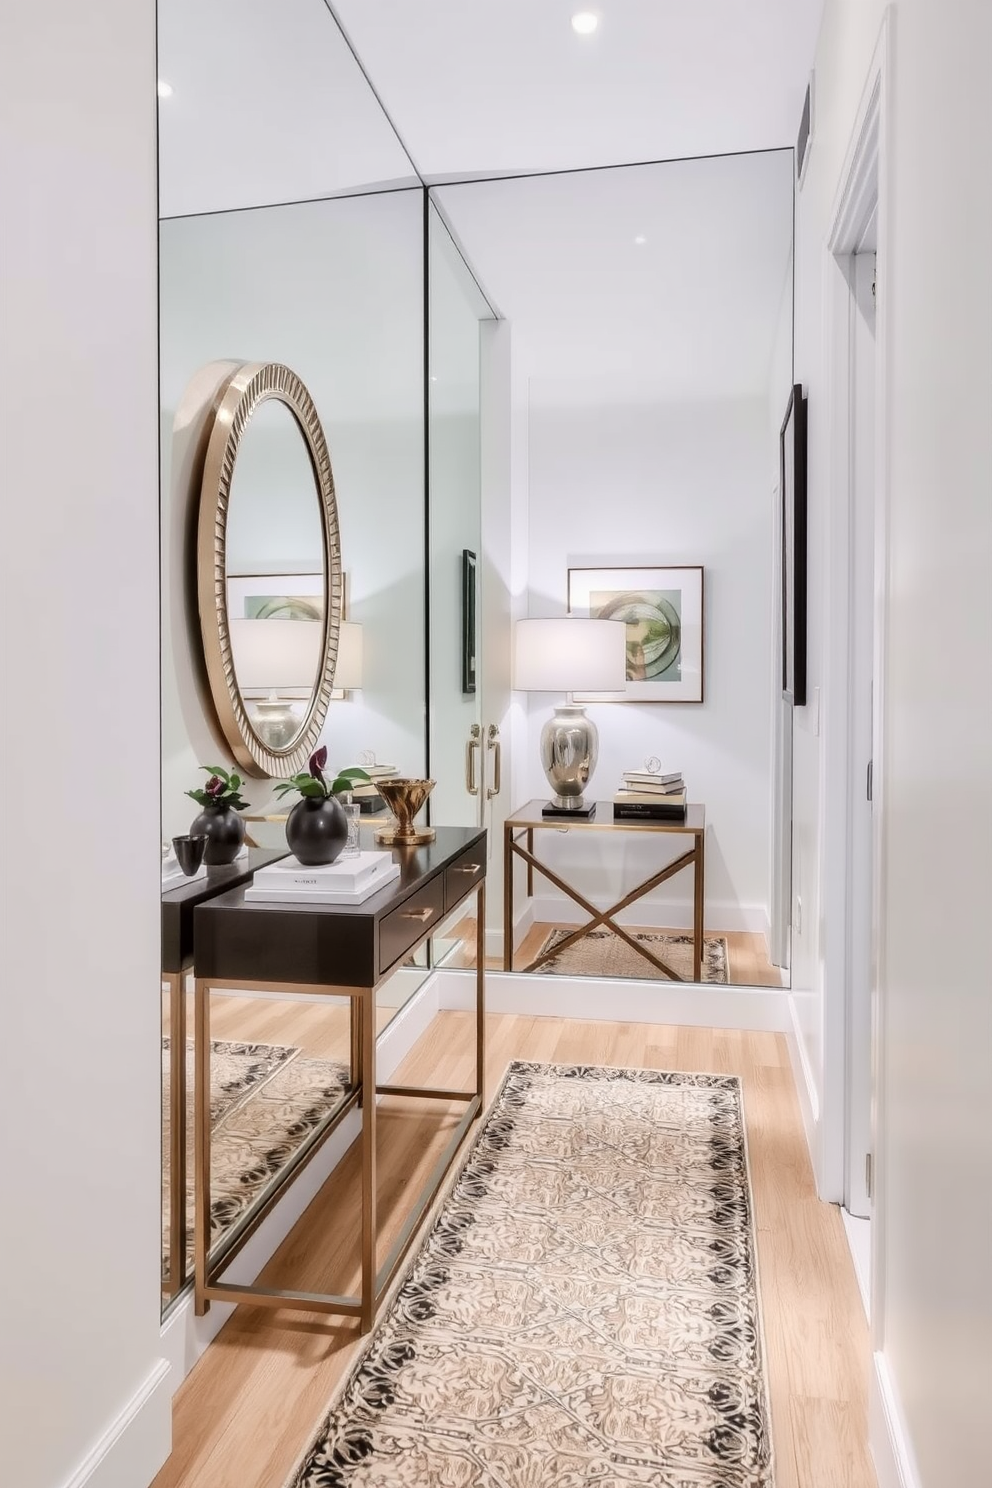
{"left": 433, "top": 149, "right": 795, "bottom": 992}
{"left": 158, "top": 0, "right": 428, "bottom": 1311}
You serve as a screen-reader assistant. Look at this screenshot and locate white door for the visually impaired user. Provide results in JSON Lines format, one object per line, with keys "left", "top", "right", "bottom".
{"left": 427, "top": 201, "right": 494, "bottom": 832}
{"left": 845, "top": 243, "right": 877, "bottom": 1218}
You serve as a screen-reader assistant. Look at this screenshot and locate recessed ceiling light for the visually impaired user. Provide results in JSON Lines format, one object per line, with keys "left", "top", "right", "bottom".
{"left": 157, "top": 79, "right": 173, "bottom": 99}
{"left": 571, "top": 12, "right": 599, "bottom": 36}
{"left": 634, "top": 235, "right": 647, "bottom": 246}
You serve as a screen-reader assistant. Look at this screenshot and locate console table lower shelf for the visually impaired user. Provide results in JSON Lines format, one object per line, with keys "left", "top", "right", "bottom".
{"left": 191, "top": 827, "right": 487, "bottom": 1331}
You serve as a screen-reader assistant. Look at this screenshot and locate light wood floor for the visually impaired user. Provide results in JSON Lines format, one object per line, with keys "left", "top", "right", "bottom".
{"left": 153, "top": 1012, "right": 875, "bottom": 1488}
{"left": 442, "top": 915, "right": 786, "bottom": 987}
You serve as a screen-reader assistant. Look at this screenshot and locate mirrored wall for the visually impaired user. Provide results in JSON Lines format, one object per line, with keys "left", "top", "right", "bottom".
{"left": 157, "top": 0, "right": 430, "bottom": 1309}
{"left": 432, "top": 149, "right": 795, "bottom": 993}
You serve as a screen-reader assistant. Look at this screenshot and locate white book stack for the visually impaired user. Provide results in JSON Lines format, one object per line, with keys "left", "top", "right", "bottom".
{"left": 245, "top": 850, "right": 400, "bottom": 905}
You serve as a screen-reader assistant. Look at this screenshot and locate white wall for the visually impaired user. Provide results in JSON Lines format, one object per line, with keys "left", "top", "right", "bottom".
{"left": 159, "top": 191, "right": 427, "bottom": 835}
{"left": 797, "top": 2, "right": 992, "bottom": 1484}
{"left": 0, "top": 3, "right": 171, "bottom": 1486}
{"left": 524, "top": 380, "right": 775, "bottom": 933}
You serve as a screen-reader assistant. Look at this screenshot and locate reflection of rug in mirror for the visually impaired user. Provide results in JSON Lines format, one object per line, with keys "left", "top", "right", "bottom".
{"left": 162, "top": 1039, "right": 351, "bottom": 1280}
{"left": 287, "top": 1060, "right": 772, "bottom": 1488}
{"left": 535, "top": 927, "right": 729, "bottom": 982}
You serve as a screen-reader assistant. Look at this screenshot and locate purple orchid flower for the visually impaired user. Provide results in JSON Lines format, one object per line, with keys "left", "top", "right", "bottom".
{"left": 309, "top": 745, "right": 328, "bottom": 787}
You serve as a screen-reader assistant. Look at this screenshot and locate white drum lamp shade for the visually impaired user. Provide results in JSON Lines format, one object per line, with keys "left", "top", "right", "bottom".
{"left": 230, "top": 617, "right": 323, "bottom": 694}
{"left": 514, "top": 617, "right": 626, "bottom": 816}
{"left": 514, "top": 617, "right": 625, "bottom": 692}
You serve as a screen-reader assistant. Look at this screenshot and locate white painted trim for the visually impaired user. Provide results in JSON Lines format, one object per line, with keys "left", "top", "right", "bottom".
{"left": 161, "top": 977, "right": 440, "bottom": 1386}
{"left": 841, "top": 1207, "right": 871, "bottom": 1320}
{"left": 785, "top": 992, "right": 819, "bottom": 1178}
{"left": 870, "top": 1351, "right": 922, "bottom": 1488}
{"left": 438, "top": 968, "right": 789, "bottom": 1032}
{"left": 528, "top": 894, "right": 770, "bottom": 936}
{"left": 62, "top": 1359, "right": 172, "bottom": 1488}
{"left": 819, "top": 5, "right": 892, "bottom": 1282}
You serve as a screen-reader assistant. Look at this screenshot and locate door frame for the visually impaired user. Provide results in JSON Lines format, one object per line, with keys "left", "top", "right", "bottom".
{"left": 820, "top": 8, "right": 891, "bottom": 1339}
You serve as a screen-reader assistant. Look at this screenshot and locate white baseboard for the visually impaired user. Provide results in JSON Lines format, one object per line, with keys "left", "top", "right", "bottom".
{"left": 161, "top": 976, "right": 440, "bottom": 1387}
{"left": 529, "top": 894, "right": 769, "bottom": 935}
{"left": 437, "top": 968, "right": 789, "bottom": 1032}
{"left": 785, "top": 992, "right": 819, "bottom": 1183}
{"left": 871, "top": 1352, "right": 922, "bottom": 1488}
{"left": 63, "top": 1359, "right": 172, "bottom": 1488}
{"left": 841, "top": 1208, "right": 871, "bottom": 1320}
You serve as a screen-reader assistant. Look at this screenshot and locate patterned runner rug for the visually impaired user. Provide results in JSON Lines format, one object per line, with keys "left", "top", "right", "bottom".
{"left": 288, "top": 1060, "right": 772, "bottom": 1487}
{"left": 162, "top": 1038, "right": 350, "bottom": 1279}
{"left": 536, "top": 927, "right": 730, "bottom": 982}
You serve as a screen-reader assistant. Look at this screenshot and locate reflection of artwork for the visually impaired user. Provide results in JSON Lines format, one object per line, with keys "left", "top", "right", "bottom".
{"left": 245, "top": 594, "right": 323, "bottom": 621}
{"left": 568, "top": 566, "right": 704, "bottom": 703}
{"left": 462, "top": 549, "right": 477, "bottom": 695}
{"left": 780, "top": 385, "right": 807, "bottom": 706}
{"left": 227, "top": 572, "right": 324, "bottom": 622}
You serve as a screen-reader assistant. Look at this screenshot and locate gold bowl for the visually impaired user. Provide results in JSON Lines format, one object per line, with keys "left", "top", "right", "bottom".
{"left": 374, "top": 778, "right": 437, "bottom": 846}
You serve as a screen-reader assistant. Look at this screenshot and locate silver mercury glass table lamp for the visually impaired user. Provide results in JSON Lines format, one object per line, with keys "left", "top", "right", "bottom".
{"left": 513, "top": 616, "right": 627, "bottom": 820}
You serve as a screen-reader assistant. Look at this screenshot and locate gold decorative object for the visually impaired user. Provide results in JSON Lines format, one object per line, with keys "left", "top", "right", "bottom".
{"left": 374, "top": 778, "right": 437, "bottom": 846}
{"left": 196, "top": 360, "right": 343, "bottom": 778}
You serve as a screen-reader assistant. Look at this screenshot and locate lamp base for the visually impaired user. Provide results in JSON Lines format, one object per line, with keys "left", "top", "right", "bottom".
{"left": 541, "top": 800, "right": 597, "bottom": 819}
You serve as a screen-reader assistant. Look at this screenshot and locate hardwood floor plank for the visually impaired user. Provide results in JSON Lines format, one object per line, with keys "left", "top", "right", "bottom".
{"left": 154, "top": 1010, "right": 875, "bottom": 1488}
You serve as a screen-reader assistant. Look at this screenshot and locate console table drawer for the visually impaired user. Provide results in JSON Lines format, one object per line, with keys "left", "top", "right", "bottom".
{"left": 379, "top": 876, "right": 445, "bottom": 974}
{"left": 444, "top": 841, "right": 486, "bottom": 912}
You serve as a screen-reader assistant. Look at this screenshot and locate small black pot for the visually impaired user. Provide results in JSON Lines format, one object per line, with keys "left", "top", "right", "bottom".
{"left": 189, "top": 801, "right": 246, "bottom": 866}
{"left": 285, "top": 795, "right": 347, "bottom": 867}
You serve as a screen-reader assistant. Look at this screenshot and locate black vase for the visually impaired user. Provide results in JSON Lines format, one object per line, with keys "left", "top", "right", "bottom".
{"left": 189, "top": 801, "right": 246, "bottom": 866}
{"left": 285, "top": 795, "right": 347, "bottom": 867}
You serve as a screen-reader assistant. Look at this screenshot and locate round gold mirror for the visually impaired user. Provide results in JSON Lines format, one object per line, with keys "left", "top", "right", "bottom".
{"left": 197, "top": 361, "right": 343, "bottom": 777}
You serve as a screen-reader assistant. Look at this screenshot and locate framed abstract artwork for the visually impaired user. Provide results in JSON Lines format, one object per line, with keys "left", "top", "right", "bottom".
{"left": 461, "top": 549, "right": 477, "bottom": 695}
{"left": 780, "top": 385, "right": 808, "bottom": 706}
{"left": 567, "top": 565, "right": 704, "bottom": 703}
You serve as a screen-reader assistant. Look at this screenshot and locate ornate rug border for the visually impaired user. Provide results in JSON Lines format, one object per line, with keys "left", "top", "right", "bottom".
{"left": 281, "top": 1058, "right": 774, "bottom": 1488}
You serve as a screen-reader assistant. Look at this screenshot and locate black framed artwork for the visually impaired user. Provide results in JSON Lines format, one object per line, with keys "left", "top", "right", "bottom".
{"left": 461, "top": 549, "right": 477, "bottom": 694}
{"left": 780, "top": 384, "right": 808, "bottom": 706}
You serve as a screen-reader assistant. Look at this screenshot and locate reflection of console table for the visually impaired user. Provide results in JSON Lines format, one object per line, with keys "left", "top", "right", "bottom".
{"left": 160, "top": 847, "right": 287, "bottom": 1300}
{"left": 504, "top": 801, "right": 706, "bottom": 981}
{"left": 192, "top": 826, "right": 486, "bottom": 1330}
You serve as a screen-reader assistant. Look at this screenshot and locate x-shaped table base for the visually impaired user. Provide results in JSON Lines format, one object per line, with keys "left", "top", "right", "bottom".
{"left": 503, "top": 802, "right": 705, "bottom": 981}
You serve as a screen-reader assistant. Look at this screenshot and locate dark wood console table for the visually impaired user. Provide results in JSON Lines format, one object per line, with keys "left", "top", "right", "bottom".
{"left": 160, "top": 847, "right": 286, "bottom": 1300}
{"left": 504, "top": 801, "right": 705, "bottom": 981}
{"left": 192, "top": 826, "right": 486, "bottom": 1330}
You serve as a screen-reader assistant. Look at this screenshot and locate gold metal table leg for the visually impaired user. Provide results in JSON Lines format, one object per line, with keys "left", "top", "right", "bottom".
{"left": 360, "top": 986, "right": 376, "bottom": 1331}
{"left": 193, "top": 977, "right": 211, "bottom": 1316}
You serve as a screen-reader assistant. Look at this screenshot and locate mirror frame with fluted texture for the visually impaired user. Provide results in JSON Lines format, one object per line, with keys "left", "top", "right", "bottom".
{"left": 197, "top": 360, "right": 343, "bottom": 778}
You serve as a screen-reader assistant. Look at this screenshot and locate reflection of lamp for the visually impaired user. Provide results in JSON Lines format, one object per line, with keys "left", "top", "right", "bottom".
{"left": 513, "top": 617, "right": 626, "bottom": 819}
{"left": 230, "top": 618, "right": 322, "bottom": 749}
{"left": 330, "top": 620, "right": 363, "bottom": 697}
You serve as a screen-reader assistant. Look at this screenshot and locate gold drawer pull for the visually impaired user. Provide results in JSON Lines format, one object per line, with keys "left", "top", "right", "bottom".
{"left": 453, "top": 862, "right": 482, "bottom": 875}
{"left": 399, "top": 906, "right": 435, "bottom": 922}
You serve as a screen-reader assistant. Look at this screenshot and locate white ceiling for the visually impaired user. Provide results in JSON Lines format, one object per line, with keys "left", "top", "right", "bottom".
{"left": 158, "top": 0, "right": 416, "bottom": 218}
{"left": 333, "top": 0, "right": 825, "bottom": 179}
{"left": 435, "top": 149, "right": 794, "bottom": 397}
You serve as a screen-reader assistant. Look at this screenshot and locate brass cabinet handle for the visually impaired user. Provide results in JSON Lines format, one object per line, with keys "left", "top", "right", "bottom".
{"left": 486, "top": 723, "right": 501, "bottom": 800}
{"left": 466, "top": 723, "right": 481, "bottom": 796}
{"left": 399, "top": 906, "right": 435, "bottom": 922}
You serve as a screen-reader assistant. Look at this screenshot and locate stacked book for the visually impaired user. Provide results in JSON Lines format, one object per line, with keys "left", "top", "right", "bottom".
{"left": 351, "top": 764, "right": 397, "bottom": 814}
{"left": 613, "top": 770, "right": 687, "bottom": 821}
{"left": 245, "top": 850, "right": 400, "bottom": 905}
